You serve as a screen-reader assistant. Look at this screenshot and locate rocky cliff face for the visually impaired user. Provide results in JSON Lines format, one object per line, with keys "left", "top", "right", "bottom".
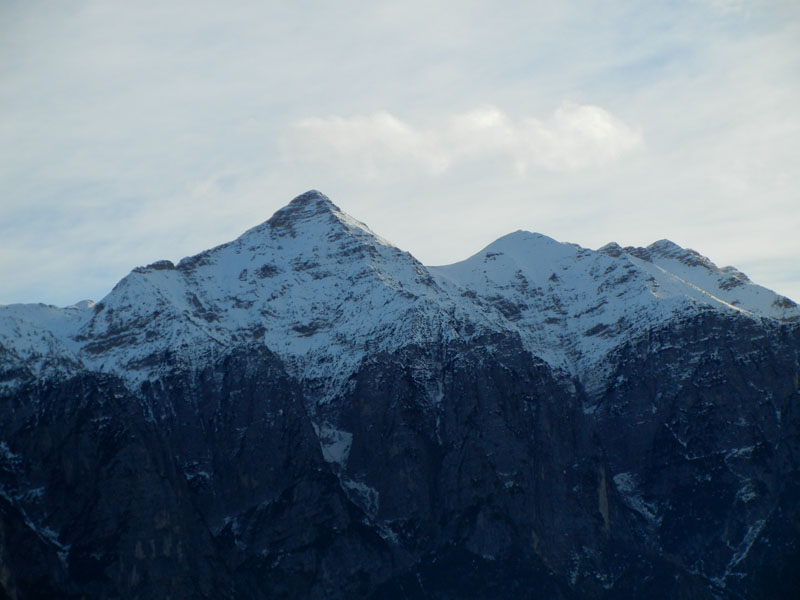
{"left": 1, "top": 191, "right": 798, "bottom": 598}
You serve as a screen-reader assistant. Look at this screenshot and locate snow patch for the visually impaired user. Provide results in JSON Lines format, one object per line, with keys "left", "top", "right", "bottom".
{"left": 712, "top": 518, "right": 767, "bottom": 587}
{"left": 342, "top": 478, "right": 379, "bottom": 518}
{"left": 315, "top": 424, "right": 353, "bottom": 467}
{"left": 612, "top": 472, "right": 661, "bottom": 525}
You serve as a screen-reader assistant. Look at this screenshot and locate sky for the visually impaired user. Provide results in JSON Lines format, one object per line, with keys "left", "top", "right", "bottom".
{"left": 1, "top": 0, "right": 799, "bottom": 306}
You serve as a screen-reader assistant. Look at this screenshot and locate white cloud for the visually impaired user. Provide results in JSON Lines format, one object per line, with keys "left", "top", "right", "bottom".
{"left": 513, "top": 103, "right": 643, "bottom": 172}
{"left": 283, "top": 103, "right": 642, "bottom": 180}
{"left": 285, "top": 111, "right": 448, "bottom": 179}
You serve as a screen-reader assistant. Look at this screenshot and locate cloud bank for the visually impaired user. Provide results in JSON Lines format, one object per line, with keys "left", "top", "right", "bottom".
{"left": 284, "top": 104, "right": 642, "bottom": 179}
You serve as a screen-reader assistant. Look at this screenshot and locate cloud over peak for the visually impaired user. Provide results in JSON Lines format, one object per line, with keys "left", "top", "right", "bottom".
{"left": 283, "top": 103, "right": 642, "bottom": 180}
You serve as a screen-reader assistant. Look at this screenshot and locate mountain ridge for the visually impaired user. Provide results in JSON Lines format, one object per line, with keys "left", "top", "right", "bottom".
{"left": 1, "top": 190, "right": 797, "bottom": 396}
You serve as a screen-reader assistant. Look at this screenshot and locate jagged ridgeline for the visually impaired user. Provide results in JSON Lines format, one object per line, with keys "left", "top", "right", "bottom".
{"left": 1, "top": 190, "right": 798, "bottom": 599}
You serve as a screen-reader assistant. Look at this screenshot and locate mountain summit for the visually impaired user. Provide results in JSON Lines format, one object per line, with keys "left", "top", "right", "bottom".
{"left": 265, "top": 188, "right": 341, "bottom": 230}
{"left": 1, "top": 191, "right": 798, "bottom": 599}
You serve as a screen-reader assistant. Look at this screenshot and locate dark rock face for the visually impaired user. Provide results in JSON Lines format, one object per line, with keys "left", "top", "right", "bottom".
{"left": 589, "top": 314, "right": 800, "bottom": 599}
{"left": 1, "top": 312, "right": 799, "bottom": 598}
{"left": 0, "top": 373, "right": 224, "bottom": 598}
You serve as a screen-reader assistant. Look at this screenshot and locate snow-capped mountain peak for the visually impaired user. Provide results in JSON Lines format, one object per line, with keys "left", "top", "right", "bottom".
{"left": 235, "top": 189, "right": 394, "bottom": 251}
{"left": 44, "top": 191, "right": 492, "bottom": 397}
{"left": 1, "top": 191, "right": 797, "bottom": 398}
{"left": 433, "top": 229, "right": 799, "bottom": 386}
{"left": 615, "top": 240, "right": 798, "bottom": 322}
{"left": 263, "top": 189, "right": 345, "bottom": 233}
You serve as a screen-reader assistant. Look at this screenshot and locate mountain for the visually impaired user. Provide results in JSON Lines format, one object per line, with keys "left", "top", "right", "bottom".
{"left": 1, "top": 190, "right": 798, "bottom": 599}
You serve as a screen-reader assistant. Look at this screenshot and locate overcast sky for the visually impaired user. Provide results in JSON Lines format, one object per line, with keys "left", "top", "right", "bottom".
{"left": 2, "top": 0, "right": 799, "bottom": 306}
